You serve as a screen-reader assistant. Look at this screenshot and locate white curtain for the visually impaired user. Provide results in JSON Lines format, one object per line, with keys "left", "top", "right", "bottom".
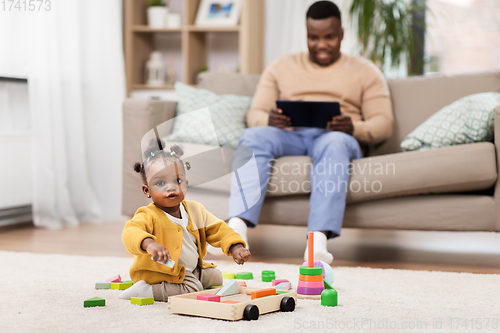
{"left": 0, "top": 0, "right": 125, "bottom": 228}
{"left": 264, "top": 0, "right": 358, "bottom": 66}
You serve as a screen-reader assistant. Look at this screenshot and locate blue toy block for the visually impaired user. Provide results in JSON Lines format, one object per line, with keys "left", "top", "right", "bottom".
{"left": 215, "top": 280, "right": 239, "bottom": 296}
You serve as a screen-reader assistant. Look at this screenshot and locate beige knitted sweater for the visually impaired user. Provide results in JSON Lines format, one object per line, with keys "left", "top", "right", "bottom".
{"left": 246, "top": 52, "right": 394, "bottom": 144}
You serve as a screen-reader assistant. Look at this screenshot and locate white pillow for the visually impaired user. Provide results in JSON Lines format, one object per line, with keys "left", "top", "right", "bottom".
{"left": 165, "top": 82, "right": 252, "bottom": 148}
{"left": 401, "top": 92, "right": 500, "bottom": 151}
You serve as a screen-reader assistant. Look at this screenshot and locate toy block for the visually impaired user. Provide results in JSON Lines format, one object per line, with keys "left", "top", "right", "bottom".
{"left": 299, "top": 274, "right": 323, "bottom": 282}
{"left": 321, "top": 288, "right": 338, "bottom": 307}
{"left": 215, "top": 280, "right": 239, "bottom": 296}
{"left": 298, "top": 280, "right": 324, "bottom": 288}
{"left": 237, "top": 281, "right": 247, "bottom": 287}
{"left": 262, "top": 270, "right": 276, "bottom": 282}
{"left": 234, "top": 272, "right": 253, "bottom": 280}
{"left": 251, "top": 287, "right": 276, "bottom": 300}
{"left": 297, "top": 286, "right": 324, "bottom": 295}
{"left": 299, "top": 266, "right": 323, "bottom": 275}
{"left": 105, "top": 275, "right": 121, "bottom": 283}
{"left": 131, "top": 297, "right": 154, "bottom": 305}
{"left": 196, "top": 294, "right": 221, "bottom": 302}
{"left": 262, "top": 270, "right": 275, "bottom": 276}
{"left": 84, "top": 297, "right": 105, "bottom": 307}
{"left": 151, "top": 257, "right": 175, "bottom": 268}
{"left": 222, "top": 271, "right": 235, "bottom": 279}
{"left": 272, "top": 279, "right": 290, "bottom": 286}
{"left": 111, "top": 281, "right": 133, "bottom": 290}
{"left": 324, "top": 280, "right": 334, "bottom": 290}
{"left": 275, "top": 282, "right": 291, "bottom": 290}
{"left": 262, "top": 274, "right": 276, "bottom": 282}
{"left": 222, "top": 300, "right": 241, "bottom": 304}
{"left": 210, "top": 285, "right": 224, "bottom": 289}
{"left": 122, "top": 280, "right": 133, "bottom": 284}
{"left": 95, "top": 282, "right": 111, "bottom": 289}
{"left": 276, "top": 290, "right": 291, "bottom": 295}
{"left": 308, "top": 232, "right": 314, "bottom": 267}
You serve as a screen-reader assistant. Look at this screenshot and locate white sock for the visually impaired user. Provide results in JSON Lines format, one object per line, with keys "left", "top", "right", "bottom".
{"left": 207, "top": 217, "right": 249, "bottom": 256}
{"left": 303, "top": 231, "right": 334, "bottom": 264}
{"left": 118, "top": 280, "right": 153, "bottom": 300}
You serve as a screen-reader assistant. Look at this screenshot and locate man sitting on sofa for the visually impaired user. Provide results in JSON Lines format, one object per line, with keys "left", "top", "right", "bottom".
{"left": 209, "top": 1, "right": 394, "bottom": 263}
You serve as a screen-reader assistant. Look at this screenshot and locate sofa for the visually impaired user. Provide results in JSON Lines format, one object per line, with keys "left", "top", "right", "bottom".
{"left": 122, "top": 70, "right": 500, "bottom": 233}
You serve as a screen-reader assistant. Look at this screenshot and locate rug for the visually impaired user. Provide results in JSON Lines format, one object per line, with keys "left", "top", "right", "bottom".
{"left": 1, "top": 251, "right": 499, "bottom": 333}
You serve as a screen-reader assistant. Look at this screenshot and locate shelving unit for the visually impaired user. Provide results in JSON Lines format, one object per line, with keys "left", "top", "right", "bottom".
{"left": 124, "top": 0, "right": 264, "bottom": 97}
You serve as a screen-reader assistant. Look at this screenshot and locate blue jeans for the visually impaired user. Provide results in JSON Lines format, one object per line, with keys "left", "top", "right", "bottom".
{"left": 228, "top": 127, "right": 363, "bottom": 238}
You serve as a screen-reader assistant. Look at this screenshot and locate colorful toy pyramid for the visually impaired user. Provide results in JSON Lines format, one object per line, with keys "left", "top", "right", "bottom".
{"left": 297, "top": 232, "right": 324, "bottom": 298}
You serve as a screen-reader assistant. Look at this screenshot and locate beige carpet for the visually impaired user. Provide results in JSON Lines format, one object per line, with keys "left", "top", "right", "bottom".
{"left": 1, "top": 251, "right": 500, "bottom": 333}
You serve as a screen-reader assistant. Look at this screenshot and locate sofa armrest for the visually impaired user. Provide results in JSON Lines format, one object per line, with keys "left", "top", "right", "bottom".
{"left": 122, "top": 99, "right": 177, "bottom": 217}
{"left": 493, "top": 105, "right": 500, "bottom": 231}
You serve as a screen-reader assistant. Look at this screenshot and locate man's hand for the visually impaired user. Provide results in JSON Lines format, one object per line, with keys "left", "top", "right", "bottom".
{"left": 142, "top": 238, "right": 172, "bottom": 264}
{"left": 230, "top": 243, "right": 251, "bottom": 265}
{"left": 268, "top": 108, "right": 291, "bottom": 128}
{"left": 326, "top": 115, "right": 354, "bottom": 135}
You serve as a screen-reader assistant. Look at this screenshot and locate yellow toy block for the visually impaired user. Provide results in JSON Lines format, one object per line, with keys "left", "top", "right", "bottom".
{"left": 111, "top": 281, "right": 133, "bottom": 290}
{"left": 131, "top": 297, "right": 154, "bottom": 305}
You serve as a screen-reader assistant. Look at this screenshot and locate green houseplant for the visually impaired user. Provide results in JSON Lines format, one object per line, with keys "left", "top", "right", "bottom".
{"left": 349, "top": 0, "right": 427, "bottom": 75}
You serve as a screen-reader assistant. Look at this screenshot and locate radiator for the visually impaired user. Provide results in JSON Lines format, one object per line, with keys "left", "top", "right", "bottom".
{"left": 0, "top": 77, "right": 32, "bottom": 226}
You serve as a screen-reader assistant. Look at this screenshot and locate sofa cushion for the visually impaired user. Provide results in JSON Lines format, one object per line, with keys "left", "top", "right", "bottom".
{"left": 401, "top": 92, "right": 500, "bottom": 151}
{"left": 266, "top": 142, "right": 497, "bottom": 203}
{"left": 161, "top": 141, "right": 233, "bottom": 193}
{"left": 374, "top": 70, "right": 500, "bottom": 156}
{"left": 166, "top": 82, "right": 252, "bottom": 148}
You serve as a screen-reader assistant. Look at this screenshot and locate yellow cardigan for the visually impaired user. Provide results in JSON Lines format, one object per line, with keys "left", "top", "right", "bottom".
{"left": 122, "top": 200, "right": 246, "bottom": 284}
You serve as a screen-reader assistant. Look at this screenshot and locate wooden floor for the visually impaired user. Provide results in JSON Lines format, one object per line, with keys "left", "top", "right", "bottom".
{"left": 1, "top": 221, "right": 500, "bottom": 274}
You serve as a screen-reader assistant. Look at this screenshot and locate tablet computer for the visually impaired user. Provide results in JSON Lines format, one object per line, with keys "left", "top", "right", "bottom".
{"left": 276, "top": 100, "right": 341, "bottom": 129}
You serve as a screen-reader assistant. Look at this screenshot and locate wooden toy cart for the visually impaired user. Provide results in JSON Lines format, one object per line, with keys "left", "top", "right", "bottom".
{"left": 168, "top": 286, "right": 297, "bottom": 321}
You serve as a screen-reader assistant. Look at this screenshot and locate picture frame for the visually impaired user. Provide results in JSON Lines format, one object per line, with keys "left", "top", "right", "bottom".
{"left": 194, "top": 0, "right": 243, "bottom": 27}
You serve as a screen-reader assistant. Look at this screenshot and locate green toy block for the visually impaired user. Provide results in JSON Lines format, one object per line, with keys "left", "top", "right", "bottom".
{"left": 299, "top": 266, "right": 323, "bottom": 275}
{"left": 222, "top": 271, "right": 235, "bottom": 279}
{"left": 235, "top": 272, "right": 253, "bottom": 280}
{"left": 84, "top": 297, "right": 105, "bottom": 307}
{"left": 122, "top": 280, "right": 134, "bottom": 284}
{"left": 261, "top": 270, "right": 276, "bottom": 282}
{"left": 321, "top": 288, "right": 338, "bottom": 307}
{"left": 111, "top": 281, "right": 133, "bottom": 290}
{"left": 95, "top": 282, "right": 111, "bottom": 289}
{"left": 324, "top": 280, "right": 333, "bottom": 289}
{"left": 276, "top": 290, "right": 290, "bottom": 295}
{"left": 131, "top": 297, "right": 154, "bottom": 306}
{"left": 210, "top": 285, "right": 224, "bottom": 289}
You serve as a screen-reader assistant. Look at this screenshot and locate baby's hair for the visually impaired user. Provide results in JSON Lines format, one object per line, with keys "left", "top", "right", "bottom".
{"left": 134, "top": 138, "right": 191, "bottom": 185}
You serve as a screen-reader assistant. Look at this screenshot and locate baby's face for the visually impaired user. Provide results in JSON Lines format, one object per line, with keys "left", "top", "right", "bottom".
{"left": 145, "top": 160, "right": 188, "bottom": 208}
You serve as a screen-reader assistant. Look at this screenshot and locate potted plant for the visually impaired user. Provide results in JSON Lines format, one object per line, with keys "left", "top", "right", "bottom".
{"left": 147, "top": 0, "right": 169, "bottom": 29}
{"left": 349, "top": 0, "right": 427, "bottom": 75}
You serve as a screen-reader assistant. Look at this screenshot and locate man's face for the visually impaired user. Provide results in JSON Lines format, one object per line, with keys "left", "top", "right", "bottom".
{"left": 307, "top": 16, "right": 344, "bottom": 66}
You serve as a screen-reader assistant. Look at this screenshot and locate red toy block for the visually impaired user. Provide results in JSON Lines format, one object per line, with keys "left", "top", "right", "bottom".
{"left": 105, "top": 274, "right": 121, "bottom": 283}
{"left": 196, "top": 294, "right": 221, "bottom": 302}
{"left": 237, "top": 281, "right": 247, "bottom": 287}
{"left": 251, "top": 288, "right": 276, "bottom": 300}
{"left": 272, "top": 279, "right": 290, "bottom": 286}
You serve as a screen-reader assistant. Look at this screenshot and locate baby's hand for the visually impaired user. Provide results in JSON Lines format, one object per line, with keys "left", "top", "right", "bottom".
{"left": 230, "top": 243, "right": 251, "bottom": 265}
{"left": 146, "top": 241, "right": 171, "bottom": 264}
